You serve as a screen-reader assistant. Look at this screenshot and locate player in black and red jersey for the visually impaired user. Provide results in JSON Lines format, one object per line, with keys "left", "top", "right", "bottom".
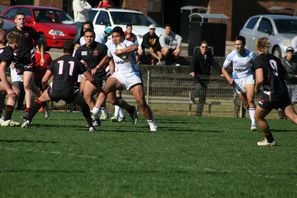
{"left": 9, "top": 11, "right": 45, "bottom": 118}
{"left": 21, "top": 40, "right": 96, "bottom": 132}
{"left": 0, "top": 30, "right": 20, "bottom": 126}
{"left": 254, "top": 37, "right": 297, "bottom": 146}
{"left": 74, "top": 28, "right": 108, "bottom": 125}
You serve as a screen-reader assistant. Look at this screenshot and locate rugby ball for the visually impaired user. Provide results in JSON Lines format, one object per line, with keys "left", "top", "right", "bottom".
{"left": 116, "top": 43, "right": 128, "bottom": 60}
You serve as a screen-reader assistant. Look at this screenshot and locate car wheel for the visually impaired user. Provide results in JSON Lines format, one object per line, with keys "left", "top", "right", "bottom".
{"left": 272, "top": 46, "right": 282, "bottom": 58}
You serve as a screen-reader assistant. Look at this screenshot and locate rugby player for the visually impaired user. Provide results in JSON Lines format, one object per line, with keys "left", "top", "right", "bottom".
{"left": 254, "top": 37, "right": 297, "bottom": 146}
{"left": 222, "top": 36, "right": 257, "bottom": 131}
{"left": 9, "top": 12, "right": 45, "bottom": 118}
{"left": 21, "top": 40, "right": 95, "bottom": 131}
{"left": 74, "top": 28, "right": 108, "bottom": 125}
{"left": 0, "top": 30, "right": 20, "bottom": 126}
{"left": 91, "top": 26, "right": 157, "bottom": 131}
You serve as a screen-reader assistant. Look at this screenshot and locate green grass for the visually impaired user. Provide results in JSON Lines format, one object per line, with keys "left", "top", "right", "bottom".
{"left": 0, "top": 111, "right": 296, "bottom": 197}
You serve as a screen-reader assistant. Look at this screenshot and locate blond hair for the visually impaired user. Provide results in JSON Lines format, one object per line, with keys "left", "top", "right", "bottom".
{"left": 256, "top": 37, "right": 271, "bottom": 54}
{"left": 6, "top": 31, "right": 20, "bottom": 44}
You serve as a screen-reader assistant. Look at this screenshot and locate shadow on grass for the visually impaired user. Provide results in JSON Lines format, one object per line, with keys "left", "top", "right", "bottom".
{"left": 271, "top": 129, "right": 297, "bottom": 133}
{"left": 0, "top": 139, "right": 60, "bottom": 144}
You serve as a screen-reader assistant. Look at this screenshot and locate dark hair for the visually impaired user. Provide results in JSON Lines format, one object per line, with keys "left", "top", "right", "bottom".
{"left": 63, "top": 40, "right": 74, "bottom": 54}
{"left": 200, "top": 40, "right": 208, "bottom": 46}
{"left": 234, "top": 36, "right": 246, "bottom": 45}
{"left": 15, "top": 11, "right": 26, "bottom": 19}
{"left": 164, "top": 24, "right": 171, "bottom": 28}
{"left": 82, "top": 21, "right": 94, "bottom": 30}
{"left": 112, "top": 26, "right": 124, "bottom": 37}
{"left": 126, "top": 24, "right": 133, "bottom": 28}
{"left": 83, "top": 28, "right": 95, "bottom": 36}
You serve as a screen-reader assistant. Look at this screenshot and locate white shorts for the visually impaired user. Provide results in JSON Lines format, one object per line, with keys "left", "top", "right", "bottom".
{"left": 233, "top": 75, "right": 254, "bottom": 94}
{"left": 111, "top": 71, "right": 142, "bottom": 90}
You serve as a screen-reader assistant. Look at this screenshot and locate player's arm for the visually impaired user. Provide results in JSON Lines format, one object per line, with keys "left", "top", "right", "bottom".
{"left": 92, "top": 55, "right": 110, "bottom": 75}
{"left": 109, "top": 59, "right": 115, "bottom": 75}
{"left": 221, "top": 65, "right": 233, "bottom": 85}
{"left": 42, "top": 69, "right": 53, "bottom": 90}
{"left": 255, "top": 68, "right": 264, "bottom": 92}
{"left": 114, "top": 44, "right": 138, "bottom": 56}
{"left": 0, "top": 61, "right": 15, "bottom": 96}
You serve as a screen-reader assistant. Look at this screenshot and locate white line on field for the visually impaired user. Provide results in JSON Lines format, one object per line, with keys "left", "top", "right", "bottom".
{"left": 0, "top": 146, "right": 99, "bottom": 160}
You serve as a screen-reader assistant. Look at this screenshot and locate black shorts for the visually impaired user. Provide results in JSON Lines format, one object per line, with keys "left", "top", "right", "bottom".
{"left": 15, "top": 62, "right": 35, "bottom": 75}
{"left": 258, "top": 97, "right": 291, "bottom": 110}
{"left": 48, "top": 86, "right": 79, "bottom": 104}
{"left": 91, "top": 77, "right": 104, "bottom": 90}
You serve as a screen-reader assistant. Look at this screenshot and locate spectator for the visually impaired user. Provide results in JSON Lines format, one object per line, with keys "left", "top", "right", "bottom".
{"left": 281, "top": 46, "right": 297, "bottom": 106}
{"left": 189, "top": 41, "right": 216, "bottom": 116}
{"left": 140, "top": 24, "right": 162, "bottom": 65}
{"left": 159, "top": 24, "right": 182, "bottom": 65}
{"left": 72, "top": 0, "right": 92, "bottom": 43}
{"left": 97, "top": 26, "right": 113, "bottom": 44}
{"left": 97, "top": 0, "right": 113, "bottom": 8}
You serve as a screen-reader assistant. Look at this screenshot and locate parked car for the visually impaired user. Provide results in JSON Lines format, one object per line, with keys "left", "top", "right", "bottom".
{"left": 87, "top": 8, "right": 165, "bottom": 46}
{"left": 0, "top": 17, "right": 15, "bottom": 30}
{"left": 239, "top": 14, "right": 297, "bottom": 58}
{"left": 0, "top": 5, "right": 76, "bottom": 49}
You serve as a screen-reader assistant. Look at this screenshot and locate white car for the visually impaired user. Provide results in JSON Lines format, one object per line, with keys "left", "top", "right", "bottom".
{"left": 87, "top": 8, "right": 164, "bottom": 46}
{"left": 239, "top": 14, "right": 297, "bottom": 58}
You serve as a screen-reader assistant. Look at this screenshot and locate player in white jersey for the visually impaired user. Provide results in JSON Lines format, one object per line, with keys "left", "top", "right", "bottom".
{"left": 91, "top": 26, "right": 157, "bottom": 131}
{"left": 221, "top": 36, "right": 257, "bottom": 131}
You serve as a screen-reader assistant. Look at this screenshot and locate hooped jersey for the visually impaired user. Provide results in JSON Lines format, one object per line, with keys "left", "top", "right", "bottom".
{"left": 223, "top": 49, "right": 256, "bottom": 79}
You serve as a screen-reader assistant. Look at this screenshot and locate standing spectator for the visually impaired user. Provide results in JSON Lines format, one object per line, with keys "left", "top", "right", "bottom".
{"left": 72, "top": 0, "right": 92, "bottom": 43}
{"left": 159, "top": 24, "right": 182, "bottom": 65}
{"left": 140, "top": 24, "right": 162, "bottom": 65}
{"left": 189, "top": 41, "right": 216, "bottom": 116}
{"left": 281, "top": 46, "right": 297, "bottom": 106}
{"left": 221, "top": 36, "right": 257, "bottom": 131}
{"left": 97, "top": 0, "right": 113, "bottom": 8}
{"left": 9, "top": 12, "right": 45, "bottom": 119}
{"left": 254, "top": 37, "right": 297, "bottom": 146}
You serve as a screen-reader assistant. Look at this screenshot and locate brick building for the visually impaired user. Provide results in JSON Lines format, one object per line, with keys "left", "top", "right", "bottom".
{"left": 2, "top": 0, "right": 297, "bottom": 41}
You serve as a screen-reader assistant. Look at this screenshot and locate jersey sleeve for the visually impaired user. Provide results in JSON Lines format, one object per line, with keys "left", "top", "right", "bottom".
{"left": 74, "top": 48, "right": 81, "bottom": 60}
{"left": 1, "top": 49, "right": 14, "bottom": 67}
{"left": 48, "top": 61, "right": 55, "bottom": 72}
{"left": 223, "top": 51, "right": 234, "bottom": 68}
{"left": 77, "top": 60, "right": 88, "bottom": 74}
{"left": 253, "top": 56, "right": 264, "bottom": 70}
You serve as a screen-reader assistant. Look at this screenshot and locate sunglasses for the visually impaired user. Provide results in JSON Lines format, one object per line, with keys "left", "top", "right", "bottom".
{"left": 201, "top": 46, "right": 208, "bottom": 48}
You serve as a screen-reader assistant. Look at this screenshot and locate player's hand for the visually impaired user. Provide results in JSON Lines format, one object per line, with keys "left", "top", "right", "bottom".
{"left": 40, "top": 57, "right": 45, "bottom": 66}
{"left": 7, "top": 89, "right": 16, "bottom": 100}
{"left": 228, "top": 79, "right": 234, "bottom": 85}
{"left": 91, "top": 68, "right": 97, "bottom": 75}
{"left": 114, "top": 49, "right": 122, "bottom": 55}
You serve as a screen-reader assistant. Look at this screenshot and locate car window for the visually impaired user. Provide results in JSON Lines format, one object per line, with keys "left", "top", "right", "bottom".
{"left": 18, "top": 8, "right": 32, "bottom": 17}
{"left": 88, "top": 10, "right": 98, "bottom": 23}
{"left": 274, "top": 19, "right": 297, "bottom": 34}
{"left": 257, "top": 18, "right": 273, "bottom": 34}
{"left": 110, "top": 11, "right": 150, "bottom": 26}
{"left": 245, "top": 17, "right": 259, "bottom": 29}
{"left": 3, "top": 8, "right": 18, "bottom": 20}
{"left": 33, "top": 9, "right": 74, "bottom": 24}
{"left": 95, "top": 10, "right": 110, "bottom": 25}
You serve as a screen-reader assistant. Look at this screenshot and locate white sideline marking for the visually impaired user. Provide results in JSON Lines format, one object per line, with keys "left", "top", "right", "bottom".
{"left": 0, "top": 146, "right": 99, "bottom": 160}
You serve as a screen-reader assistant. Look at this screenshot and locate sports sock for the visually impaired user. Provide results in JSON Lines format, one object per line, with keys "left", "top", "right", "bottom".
{"left": 28, "top": 99, "right": 43, "bottom": 121}
{"left": 4, "top": 105, "right": 14, "bottom": 121}
{"left": 114, "top": 105, "right": 120, "bottom": 118}
{"left": 264, "top": 132, "right": 274, "bottom": 143}
{"left": 249, "top": 107, "right": 256, "bottom": 126}
{"left": 118, "top": 106, "right": 124, "bottom": 118}
{"left": 92, "top": 105, "right": 101, "bottom": 116}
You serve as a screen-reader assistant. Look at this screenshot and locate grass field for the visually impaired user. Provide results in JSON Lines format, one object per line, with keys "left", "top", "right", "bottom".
{"left": 0, "top": 111, "right": 296, "bottom": 197}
